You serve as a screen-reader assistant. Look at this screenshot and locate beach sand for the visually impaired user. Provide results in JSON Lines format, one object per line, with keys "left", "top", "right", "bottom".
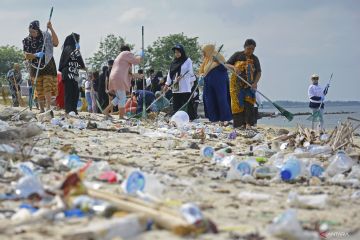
{"left": 0, "top": 105, "right": 359, "bottom": 240}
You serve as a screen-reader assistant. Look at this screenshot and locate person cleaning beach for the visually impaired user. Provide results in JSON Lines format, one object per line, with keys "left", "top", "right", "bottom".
{"left": 226, "top": 39, "right": 262, "bottom": 129}
{"left": 23, "top": 20, "right": 59, "bottom": 112}
{"left": 58, "top": 33, "right": 86, "bottom": 115}
{"left": 199, "top": 44, "right": 232, "bottom": 124}
{"left": 164, "top": 44, "right": 196, "bottom": 117}
{"left": 308, "top": 73, "right": 329, "bottom": 132}
{"left": 6, "top": 63, "right": 22, "bottom": 107}
{"left": 102, "top": 45, "right": 143, "bottom": 119}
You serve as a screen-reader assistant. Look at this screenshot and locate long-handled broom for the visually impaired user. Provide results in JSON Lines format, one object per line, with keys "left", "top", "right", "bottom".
{"left": 213, "top": 49, "right": 294, "bottom": 121}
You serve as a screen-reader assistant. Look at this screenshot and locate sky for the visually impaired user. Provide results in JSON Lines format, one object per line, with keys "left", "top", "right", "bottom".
{"left": 1, "top": 0, "right": 359, "bottom": 101}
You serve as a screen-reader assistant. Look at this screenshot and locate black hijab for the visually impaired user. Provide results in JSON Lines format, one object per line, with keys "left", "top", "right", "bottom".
{"left": 169, "top": 44, "right": 188, "bottom": 80}
{"left": 23, "top": 20, "right": 44, "bottom": 66}
{"left": 59, "top": 33, "right": 80, "bottom": 72}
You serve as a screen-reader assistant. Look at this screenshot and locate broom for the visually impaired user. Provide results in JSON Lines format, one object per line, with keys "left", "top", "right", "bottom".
{"left": 213, "top": 49, "right": 294, "bottom": 121}
{"left": 12, "top": 75, "right": 26, "bottom": 107}
{"left": 306, "top": 73, "right": 333, "bottom": 122}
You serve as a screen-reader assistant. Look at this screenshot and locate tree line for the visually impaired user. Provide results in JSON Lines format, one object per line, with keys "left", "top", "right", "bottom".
{"left": 0, "top": 32, "right": 202, "bottom": 85}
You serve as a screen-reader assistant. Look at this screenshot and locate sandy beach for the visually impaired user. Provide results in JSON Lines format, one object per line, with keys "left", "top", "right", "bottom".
{"left": 0, "top": 105, "right": 360, "bottom": 240}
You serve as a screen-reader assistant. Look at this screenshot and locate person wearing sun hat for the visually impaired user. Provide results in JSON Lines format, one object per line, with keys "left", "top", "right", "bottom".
{"left": 308, "top": 73, "right": 329, "bottom": 131}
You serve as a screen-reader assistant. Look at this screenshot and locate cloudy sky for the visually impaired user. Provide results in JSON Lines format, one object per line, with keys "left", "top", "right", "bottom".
{"left": 1, "top": 0, "right": 359, "bottom": 101}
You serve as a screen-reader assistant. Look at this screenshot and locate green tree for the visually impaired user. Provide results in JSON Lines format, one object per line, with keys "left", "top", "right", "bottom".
{"left": 146, "top": 33, "right": 202, "bottom": 74}
{"left": 0, "top": 45, "right": 23, "bottom": 84}
{"left": 86, "top": 34, "right": 134, "bottom": 70}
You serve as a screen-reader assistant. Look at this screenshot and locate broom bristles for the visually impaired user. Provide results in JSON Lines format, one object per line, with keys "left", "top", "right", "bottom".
{"left": 273, "top": 102, "right": 294, "bottom": 121}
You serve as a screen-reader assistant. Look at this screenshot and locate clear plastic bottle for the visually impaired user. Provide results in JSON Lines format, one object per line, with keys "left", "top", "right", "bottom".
{"left": 326, "top": 151, "right": 354, "bottom": 177}
{"left": 280, "top": 158, "right": 304, "bottom": 181}
{"left": 236, "top": 159, "right": 259, "bottom": 176}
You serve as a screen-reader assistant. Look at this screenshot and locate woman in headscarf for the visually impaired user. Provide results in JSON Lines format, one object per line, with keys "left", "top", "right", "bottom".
{"left": 164, "top": 44, "right": 196, "bottom": 116}
{"left": 23, "top": 20, "right": 59, "bottom": 112}
{"left": 98, "top": 66, "right": 109, "bottom": 110}
{"left": 199, "top": 44, "right": 232, "bottom": 124}
{"left": 58, "top": 33, "right": 85, "bottom": 115}
{"left": 226, "top": 39, "right": 261, "bottom": 129}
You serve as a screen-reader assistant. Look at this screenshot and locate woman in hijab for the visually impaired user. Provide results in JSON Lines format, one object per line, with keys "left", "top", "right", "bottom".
{"left": 98, "top": 66, "right": 109, "bottom": 110}
{"left": 199, "top": 44, "right": 232, "bottom": 124}
{"left": 58, "top": 33, "right": 85, "bottom": 115}
{"left": 23, "top": 20, "right": 59, "bottom": 112}
{"left": 164, "top": 44, "right": 196, "bottom": 116}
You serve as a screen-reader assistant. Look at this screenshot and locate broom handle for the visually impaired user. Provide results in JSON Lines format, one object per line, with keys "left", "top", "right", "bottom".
{"left": 214, "top": 54, "right": 275, "bottom": 105}
{"left": 316, "top": 73, "right": 333, "bottom": 111}
{"left": 141, "top": 26, "right": 146, "bottom": 118}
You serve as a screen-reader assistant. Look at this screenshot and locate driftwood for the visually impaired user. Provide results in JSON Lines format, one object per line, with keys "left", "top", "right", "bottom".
{"left": 328, "top": 121, "right": 360, "bottom": 151}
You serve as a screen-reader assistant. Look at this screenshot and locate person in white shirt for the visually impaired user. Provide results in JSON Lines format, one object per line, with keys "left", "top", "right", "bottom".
{"left": 164, "top": 44, "right": 196, "bottom": 115}
{"left": 308, "top": 73, "right": 329, "bottom": 131}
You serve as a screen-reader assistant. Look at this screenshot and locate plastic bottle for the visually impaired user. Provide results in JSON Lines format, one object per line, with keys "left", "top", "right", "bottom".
{"left": 170, "top": 111, "right": 189, "bottom": 128}
{"left": 180, "top": 203, "right": 203, "bottom": 224}
{"left": 268, "top": 209, "right": 319, "bottom": 240}
{"left": 254, "top": 166, "right": 278, "bottom": 179}
{"left": 236, "top": 159, "right": 259, "bottom": 176}
{"left": 212, "top": 147, "right": 232, "bottom": 164}
{"left": 65, "top": 154, "right": 84, "bottom": 169}
{"left": 123, "top": 170, "right": 145, "bottom": 195}
{"left": 15, "top": 175, "right": 45, "bottom": 198}
{"left": 326, "top": 151, "right": 354, "bottom": 177}
{"left": 122, "top": 170, "right": 164, "bottom": 201}
{"left": 200, "top": 146, "right": 214, "bottom": 159}
{"left": 308, "top": 162, "right": 324, "bottom": 178}
{"left": 280, "top": 158, "right": 304, "bottom": 181}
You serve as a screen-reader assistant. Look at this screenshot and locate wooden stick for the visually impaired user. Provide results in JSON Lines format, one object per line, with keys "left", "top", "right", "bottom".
{"left": 87, "top": 189, "right": 191, "bottom": 233}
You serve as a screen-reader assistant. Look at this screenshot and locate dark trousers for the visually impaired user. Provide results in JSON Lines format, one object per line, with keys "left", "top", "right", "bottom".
{"left": 172, "top": 92, "right": 191, "bottom": 114}
{"left": 187, "top": 100, "right": 198, "bottom": 120}
{"left": 233, "top": 101, "right": 255, "bottom": 128}
{"left": 9, "top": 84, "right": 20, "bottom": 107}
{"left": 64, "top": 80, "right": 79, "bottom": 114}
{"left": 253, "top": 107, "right": 259, "bottom": 125}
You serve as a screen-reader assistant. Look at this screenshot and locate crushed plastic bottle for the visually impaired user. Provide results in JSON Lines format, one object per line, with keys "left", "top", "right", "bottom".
{"left": 50, "top": 118, "right": 61, "bottom": 126}
{"left": 280, "top": 158, "right": 304, "bottom": 181}
{"left": 63, "top": 154, "right": 85, "bottom": 169}
{"left": 307, "top": 145, "right": 332, "bottom": 156}
{"left": 15, "top": 175, "right": 45, "bottom": 198}
{"left": 180, "top": 203, "right": 204, "bottom": 224}
{"left": 326, "top": 151, "right": 354, "bottom": 177}
{"left": 170, "top": 111, "right": 189, "bottom": 128}
{"left": 288, "top": 192, "right": 328, "bottom": 209}
{"left": 253, "top": 166, "right": 278, "bottom": 179}
{"left": 268, "top": 209, "right": 320, "bottom": 240}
